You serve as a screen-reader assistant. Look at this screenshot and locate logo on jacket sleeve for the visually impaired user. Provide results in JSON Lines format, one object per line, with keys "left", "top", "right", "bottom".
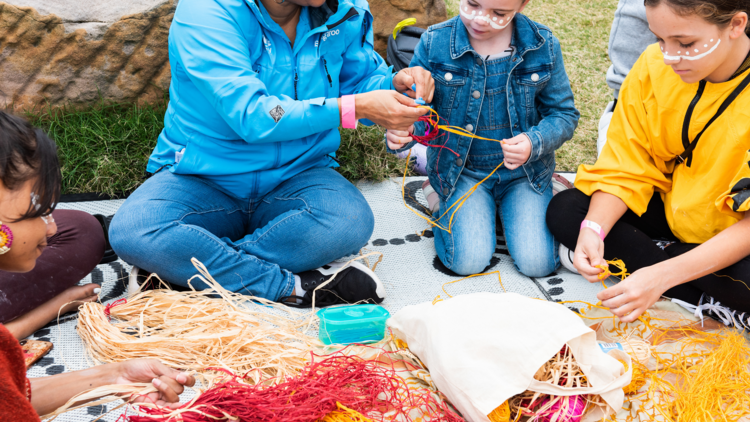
{"left": 269, "top": 105, "right": 285, "bottom": 123}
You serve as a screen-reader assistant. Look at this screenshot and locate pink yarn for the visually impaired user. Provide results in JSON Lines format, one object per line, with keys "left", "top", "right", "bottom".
{"left": 533, "top": 395, "right": 587, "bottom": 422}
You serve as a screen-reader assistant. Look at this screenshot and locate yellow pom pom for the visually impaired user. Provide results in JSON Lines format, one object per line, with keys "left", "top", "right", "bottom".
{"left": 487, "top": 401, "right": 511, "bottom": 422}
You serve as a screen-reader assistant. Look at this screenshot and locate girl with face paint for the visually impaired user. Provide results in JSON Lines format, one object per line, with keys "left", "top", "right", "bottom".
{"left": 386, "top": 0, "right": 580, "bottom": 278}
{"left": 0, "top": 112, "right": 195, "bottom": 422}
{"left": 547, "top": 0, "right": 750, "bottom": 328}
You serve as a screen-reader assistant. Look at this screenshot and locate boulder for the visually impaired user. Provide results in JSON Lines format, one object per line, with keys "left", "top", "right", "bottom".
{"left": 0, "top": 0, "right": 446, "bottom": 111}
{"left": 0, "top": 1, "right": 176, "bottom": 110}
{"left": 369, "top": 0, "right": 447, "bottom": 57}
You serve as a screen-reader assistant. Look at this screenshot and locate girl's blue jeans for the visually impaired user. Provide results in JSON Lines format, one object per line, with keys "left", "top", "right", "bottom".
{"left": 109, "top": 167, "right": 374, "bottom": 301}
{"left": 433, "top": 166, "right": 559, "bottom": 277}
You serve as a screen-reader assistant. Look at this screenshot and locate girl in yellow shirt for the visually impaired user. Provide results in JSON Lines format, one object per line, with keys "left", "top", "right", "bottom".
{"left": 547, "top": 0, "right": 750, "bottom": 328}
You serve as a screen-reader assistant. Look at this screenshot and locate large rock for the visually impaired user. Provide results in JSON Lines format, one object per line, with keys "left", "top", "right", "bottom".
{"left": 369, "top": 0, "right": 447, "bottom": 57}
{"left": 0, "top": 1, "right": 176, "bottom": 110}
{"left": 0, "top": 0, "right": 445, "bottom": 111}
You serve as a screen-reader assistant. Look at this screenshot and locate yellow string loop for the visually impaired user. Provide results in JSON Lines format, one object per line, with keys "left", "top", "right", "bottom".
{"left": 401, "top": 107, "right": 506, "bottom": 234}
{"left": 594, "top": 259, "right": 630, "bottom": 288}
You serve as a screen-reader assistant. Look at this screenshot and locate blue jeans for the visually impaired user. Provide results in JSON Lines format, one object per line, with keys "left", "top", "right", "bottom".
{"left": 433, "top": 166, "right": 558, "bottom": 277}
{"left": 109, "top": 168, "right": 374, "bottom": 301}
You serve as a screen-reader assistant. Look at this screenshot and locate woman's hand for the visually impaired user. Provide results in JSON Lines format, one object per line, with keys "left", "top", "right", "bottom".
{"left": 393, "top": 66, "right": 435, "bottom": 103}
{"left": 114, "top": 359, "right": 195, "bottom": 409}
{"left": 501, "top": 134, "right": 532, "bottom": 170}
{"left": 574, "top": 228, "right": 607, "bottom": 283}
{"left": 598, "top": 265, "right": 669, "bottom": 323}
{"left": 386, "top": 126, "right": 415, "bottom": 150}
{"left": 354, "top": 91, "right": 428, "bottom": 131}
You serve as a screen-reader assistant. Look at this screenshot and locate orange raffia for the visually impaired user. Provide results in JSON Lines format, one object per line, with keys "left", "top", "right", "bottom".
{"left": 401, "top": 107, "right": 506, "bottom": 234}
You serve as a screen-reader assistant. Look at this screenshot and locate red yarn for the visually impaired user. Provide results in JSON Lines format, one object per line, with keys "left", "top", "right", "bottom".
{"left": 126, "top": 350, "right": 464, "bottom": 422}
{"left": 411, "top": 113, "right": 459, "bottom": 157}
{"left": 104, "top": 299, "right": 127, "bottom": 320}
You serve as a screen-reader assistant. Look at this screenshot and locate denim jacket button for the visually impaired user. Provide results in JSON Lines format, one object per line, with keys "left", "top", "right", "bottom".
{"left": 465, "top": 124, "right": 474, "bottom": 132}
{"left": 531, "top": 73, "right": 540, "bottom": 82}
{"left": 455, "top": 158, "right": 464, "bottom": 167}
{"left": 445, "top": 72, "right": 453, "bottom": 81}
{"left": 442, "top": 187, "right": 450, "bottom": 196}
{"left": 472, "top": 90, "right": 481, "bottom": 99}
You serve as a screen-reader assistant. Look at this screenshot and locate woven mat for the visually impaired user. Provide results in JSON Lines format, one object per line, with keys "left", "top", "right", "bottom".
{"left": 29, "top": 176, "right": 610, "bottom": 421}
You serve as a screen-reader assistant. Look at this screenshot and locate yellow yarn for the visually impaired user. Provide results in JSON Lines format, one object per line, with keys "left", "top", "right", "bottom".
{"left": 487, "top": 401, "right": 512, "bottom": 422}
{"left": 400, "top": 107, "right": 506, "bottom": 234}
{"left": 595, "top": 259, "right": 630, "bottom": 288}
{"left": 620, "top": 360, "right": 647, "bottom": 395}
{"left": 321, "top": 402, "right": 374, "bottom": 422}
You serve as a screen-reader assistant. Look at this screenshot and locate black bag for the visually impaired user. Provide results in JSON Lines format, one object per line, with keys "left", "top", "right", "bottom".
{"left": 386, "top": 25, "right": 425, "bottom": 72}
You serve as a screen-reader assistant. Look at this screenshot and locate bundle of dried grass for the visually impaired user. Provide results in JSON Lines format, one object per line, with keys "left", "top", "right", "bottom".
{"left": 42, "top": 383, "right": 156, "bottom": 421}
{"left": 506, "top": 345, "right": 606, "bottom": 422}
{"left": 77, "top": 258, "right": 322, "bottom": 384}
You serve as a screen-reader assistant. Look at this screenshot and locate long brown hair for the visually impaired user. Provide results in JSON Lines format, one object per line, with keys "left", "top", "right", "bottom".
{"left": 644, "top": 0, "right": 750, "bottom": 34}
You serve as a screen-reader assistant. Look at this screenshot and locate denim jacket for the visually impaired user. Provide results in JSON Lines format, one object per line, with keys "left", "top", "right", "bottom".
{"left": 402, "top": 15, "right": 579, "bottom": 200}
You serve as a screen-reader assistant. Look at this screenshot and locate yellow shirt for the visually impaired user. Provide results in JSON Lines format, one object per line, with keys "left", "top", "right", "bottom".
{"left": 575, "top": 44, "right": 750, "bottom": 244}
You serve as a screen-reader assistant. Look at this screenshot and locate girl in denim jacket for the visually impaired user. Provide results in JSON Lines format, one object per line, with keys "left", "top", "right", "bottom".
{"left": 387, "top": 0, "right": 579, "bottom": 277}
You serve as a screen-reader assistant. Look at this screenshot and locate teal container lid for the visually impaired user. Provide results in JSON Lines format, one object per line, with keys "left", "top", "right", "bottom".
{"left": 317, "top": 304, "right": 390, "bottom": 345}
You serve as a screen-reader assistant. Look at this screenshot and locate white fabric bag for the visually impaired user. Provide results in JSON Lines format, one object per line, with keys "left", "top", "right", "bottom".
{"left": 387, "top": 292, "right": 631, "bottom": 422}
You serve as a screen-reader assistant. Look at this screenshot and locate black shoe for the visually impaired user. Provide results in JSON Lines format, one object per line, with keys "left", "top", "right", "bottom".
{"left": 281, "top": 261, "right": 386, "bottom": 308}
{"left": 127, "top": 266, "right": 191, "bottom": 296}
{"left": 93, "top": 214, "right": 118, "bottom": 264}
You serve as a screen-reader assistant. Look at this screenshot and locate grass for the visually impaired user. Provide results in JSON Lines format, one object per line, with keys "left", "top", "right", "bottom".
{"left": 26, "top": 101, "right": 167, "bottom": 195}
{"left": 24, "top": 101, "right": 403, "bottom": 195}
{"left": 26, "top": 0, "right": 616, "bottom": 194}
{"left": 520, "top": 0, "right": 617, "bottom": 170}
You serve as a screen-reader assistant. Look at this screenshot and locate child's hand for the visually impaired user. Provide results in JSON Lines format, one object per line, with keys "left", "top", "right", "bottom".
{"left": 386, "top": 126, "right": 415, "bottom": 150}
{"left": 393, "top": 67, "right": 435, "bottom": 104}
{"left": 501, "top": 134, "right": 532, "bottom": 170}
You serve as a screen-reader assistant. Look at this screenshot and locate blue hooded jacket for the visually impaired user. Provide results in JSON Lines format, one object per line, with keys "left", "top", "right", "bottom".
{"left": 148, "top": 0, "right": 394, "bottom": 199}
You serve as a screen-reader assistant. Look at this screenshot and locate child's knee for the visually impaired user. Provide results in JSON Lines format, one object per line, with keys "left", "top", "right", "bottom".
{"left": 446, "top": 250, "right": 494, "bottom": 276}
{"left": 514, "top": 252, "right": 558, "bottom": 278}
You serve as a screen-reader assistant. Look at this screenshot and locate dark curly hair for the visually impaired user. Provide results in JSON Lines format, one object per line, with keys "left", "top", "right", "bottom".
{"left": 644, "top": 0, "right": 750, "bottom": 34}
{"left": 0, "top": 111, "right": 61, "bottom": 221}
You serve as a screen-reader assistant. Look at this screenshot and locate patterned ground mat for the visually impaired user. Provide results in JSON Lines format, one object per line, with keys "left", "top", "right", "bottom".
{"left": 29, "top": 176, "right": 615, "bottom": 421}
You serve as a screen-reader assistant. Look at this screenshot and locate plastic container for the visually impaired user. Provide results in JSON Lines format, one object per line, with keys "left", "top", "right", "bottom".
{"left": 317, "top": 304, "right": 391, "bottom": 345}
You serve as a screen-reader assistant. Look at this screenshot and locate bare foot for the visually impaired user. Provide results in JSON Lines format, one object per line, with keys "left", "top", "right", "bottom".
{"left": 6, "top": 284, "right": 101, "bottom": 340}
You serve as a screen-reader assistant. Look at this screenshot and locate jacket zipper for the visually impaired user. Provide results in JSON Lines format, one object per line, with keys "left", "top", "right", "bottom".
{"left": 294, "top": 71, "right": 299, "bottom": 100}
{"left": 289, "top": 41, "right": 299, "bottom": 100}
{"left": 323, "top": 58, "right": 333, "bottom": 87}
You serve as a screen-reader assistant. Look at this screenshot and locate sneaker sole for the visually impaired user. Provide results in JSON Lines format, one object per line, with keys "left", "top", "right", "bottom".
{"left": 559, "top": 244, "right": 579, "bottom": 274}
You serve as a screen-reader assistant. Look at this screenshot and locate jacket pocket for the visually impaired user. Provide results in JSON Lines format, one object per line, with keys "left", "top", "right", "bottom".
{"left": 515, "top": 69, "right": 551, "bottom": 108}
{"left": 432, "top": 65, "right": 467, "bottom": 121}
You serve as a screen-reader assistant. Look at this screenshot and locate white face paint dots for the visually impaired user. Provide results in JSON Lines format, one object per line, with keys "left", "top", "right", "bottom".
{"left": 460, "top": 4, "right": 516, "bottom": 30}
{"left": 661, "top": 38, "right": 721, "bottom": 61}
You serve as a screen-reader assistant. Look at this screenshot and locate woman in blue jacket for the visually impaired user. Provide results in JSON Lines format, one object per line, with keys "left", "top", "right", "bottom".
{"left": 109, "top": 0, "right": 434, "bottom": 307}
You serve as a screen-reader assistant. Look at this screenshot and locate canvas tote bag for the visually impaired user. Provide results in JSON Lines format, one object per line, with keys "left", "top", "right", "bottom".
{"left": 387, "top": 292, "right": 631, "bottom": 422}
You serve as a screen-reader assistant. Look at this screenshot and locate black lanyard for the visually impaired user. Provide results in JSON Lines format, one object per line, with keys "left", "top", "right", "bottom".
{"left": 679, "top": 70, "right": 750, "bottom": 167}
